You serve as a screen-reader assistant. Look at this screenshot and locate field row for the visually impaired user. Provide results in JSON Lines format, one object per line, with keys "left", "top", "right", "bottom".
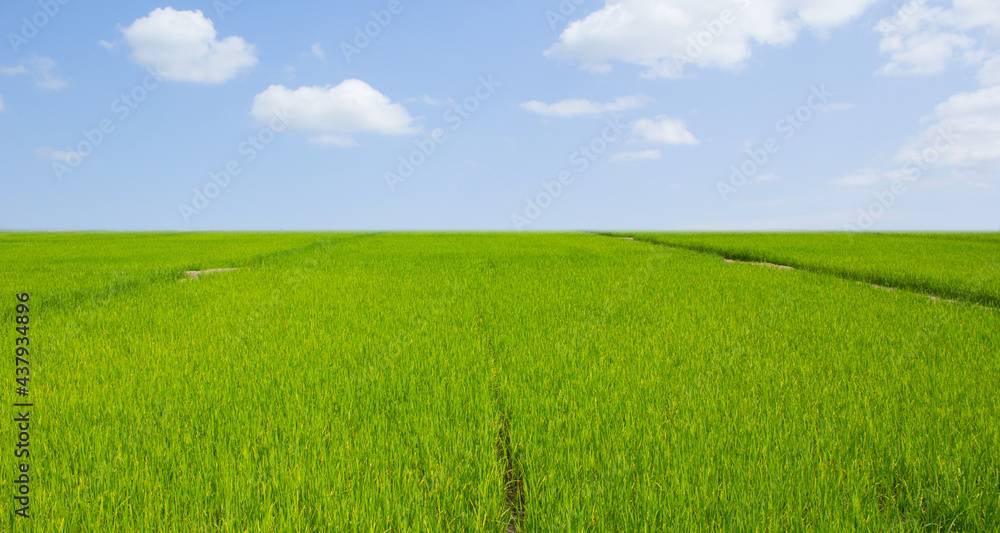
{"left": 0, "top": 232, "right": 365, "bottom": 320}
{"left": 621, "top": 232, "right": 1000, "bottom": 308}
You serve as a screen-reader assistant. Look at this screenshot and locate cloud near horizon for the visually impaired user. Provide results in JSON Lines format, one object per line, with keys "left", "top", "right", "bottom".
{"left": 834, "top": 84, "right": 1000, "bottom": 187}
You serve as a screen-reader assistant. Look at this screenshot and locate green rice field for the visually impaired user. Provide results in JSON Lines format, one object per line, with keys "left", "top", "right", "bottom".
{"left": 622, "top": 233, "right": 1000, "bottom": 308}
{"left": 2, "top": 232, "right": 999, "bottom": 531}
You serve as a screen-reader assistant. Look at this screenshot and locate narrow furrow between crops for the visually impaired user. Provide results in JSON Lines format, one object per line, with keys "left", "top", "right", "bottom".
{"left": 496, "top": 412, "right": 526, "bottom": 533}
{"left": 478, "top": 310, "right": 527, "bottom": 533}
{"left": 607, "top": 232, "right": 1000, "bottom": 311}
{"left": 230, "top": 232, "right": 382, "bottom": 272}
{"left": 12, "top": 233, "right": 381, "bottom": 321}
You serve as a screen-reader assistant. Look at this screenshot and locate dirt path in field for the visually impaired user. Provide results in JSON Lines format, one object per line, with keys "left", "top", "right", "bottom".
{"left": 854, "top": 280, "right": 966, "bottom": 305}
{"left": 723, "top": 258, "right": 794, "bottom": 270}
{"left": 720, "top": 253, "right": 977, "bottom": 306}
{"left": 723, "top": 258, "right": 980, "bottom": 306}
{"left": 180, "top": 268, "right": 241, "bottom": 281}
{"left": 609, "top": 234, "right": 996, "bottom": 311}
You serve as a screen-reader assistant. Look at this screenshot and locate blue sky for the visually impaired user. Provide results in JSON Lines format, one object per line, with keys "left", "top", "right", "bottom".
{"left": 1, "top": 0, "right": 998, "bottom": 231}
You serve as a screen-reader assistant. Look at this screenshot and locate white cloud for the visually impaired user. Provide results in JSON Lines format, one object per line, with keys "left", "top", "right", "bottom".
{"left": 831, "top": 167, "right": 920, "bottom": 187}
{"left": 979, "top": 55, "right": 1000, "bottom": 86}
{"left": 250, "top": 80, "right": 419, "bottom": 146}
{"left": 610, "top": 149, "right": 662, "bottom": 162}
{"left": 98, "top": 39, "right": 117, "bottom": 50}
{"left": 875, "top": 0, "right": 1000, "bottom": 77}
{"left": 405, "top": 95, "right": 445, "bottom": 106}
{"left": 755, "top": 173, "right": 778, "bottom": 181}
{"left": 878, "top": 28, "right": 975, "bottom": 75}
{"left": 1, "top": 55, "right": 67, "bottom": 89}
{"left": 0, "top": 94, "right": 4, "bottom": 112}
{"left": 632, "top": 116, "right": 699, "bottom": 145}
{"left": 309, "top": 134, "right": 358, "bottom": 147}
{"left": 831, "top": 169, "right": 884, "bottom": 186}
{"left": 519, "top": 95, "right": 652, "bottom": 117}
{"left": 50, "top": 150, "right": 79, "bottom": 163}
{"left": 122, "top": 7, "right": 257, "bottom": 83}
{"left": 311, "top": 42, "right": 325, "bottom": 61}
{"left": 35, "top": 147, "right": 79, "bottom": 163}
{"left": 834, "top": 85, "right": 1000, "bottom": 187}
{"left": 894, "top": 85, "right": 1000, "bottom": 170}
{"left": 544, "top": 0, "right": 880, "bottom": 77}
{"left": 864, "top": 1, "right": 1000, "bottom": 195}
{"left": 950, "top": 0, "right": 1000, "bottom": 31}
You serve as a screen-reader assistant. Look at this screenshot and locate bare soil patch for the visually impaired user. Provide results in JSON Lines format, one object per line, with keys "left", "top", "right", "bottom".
{"left": 181, "top": 268, "right": 241, "bottom": 282}
{"left": 856, "top": 281, "right": 967, "bottom": 305}
{"left": 723, "top": 258, "right": 795, "bottom": 270}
